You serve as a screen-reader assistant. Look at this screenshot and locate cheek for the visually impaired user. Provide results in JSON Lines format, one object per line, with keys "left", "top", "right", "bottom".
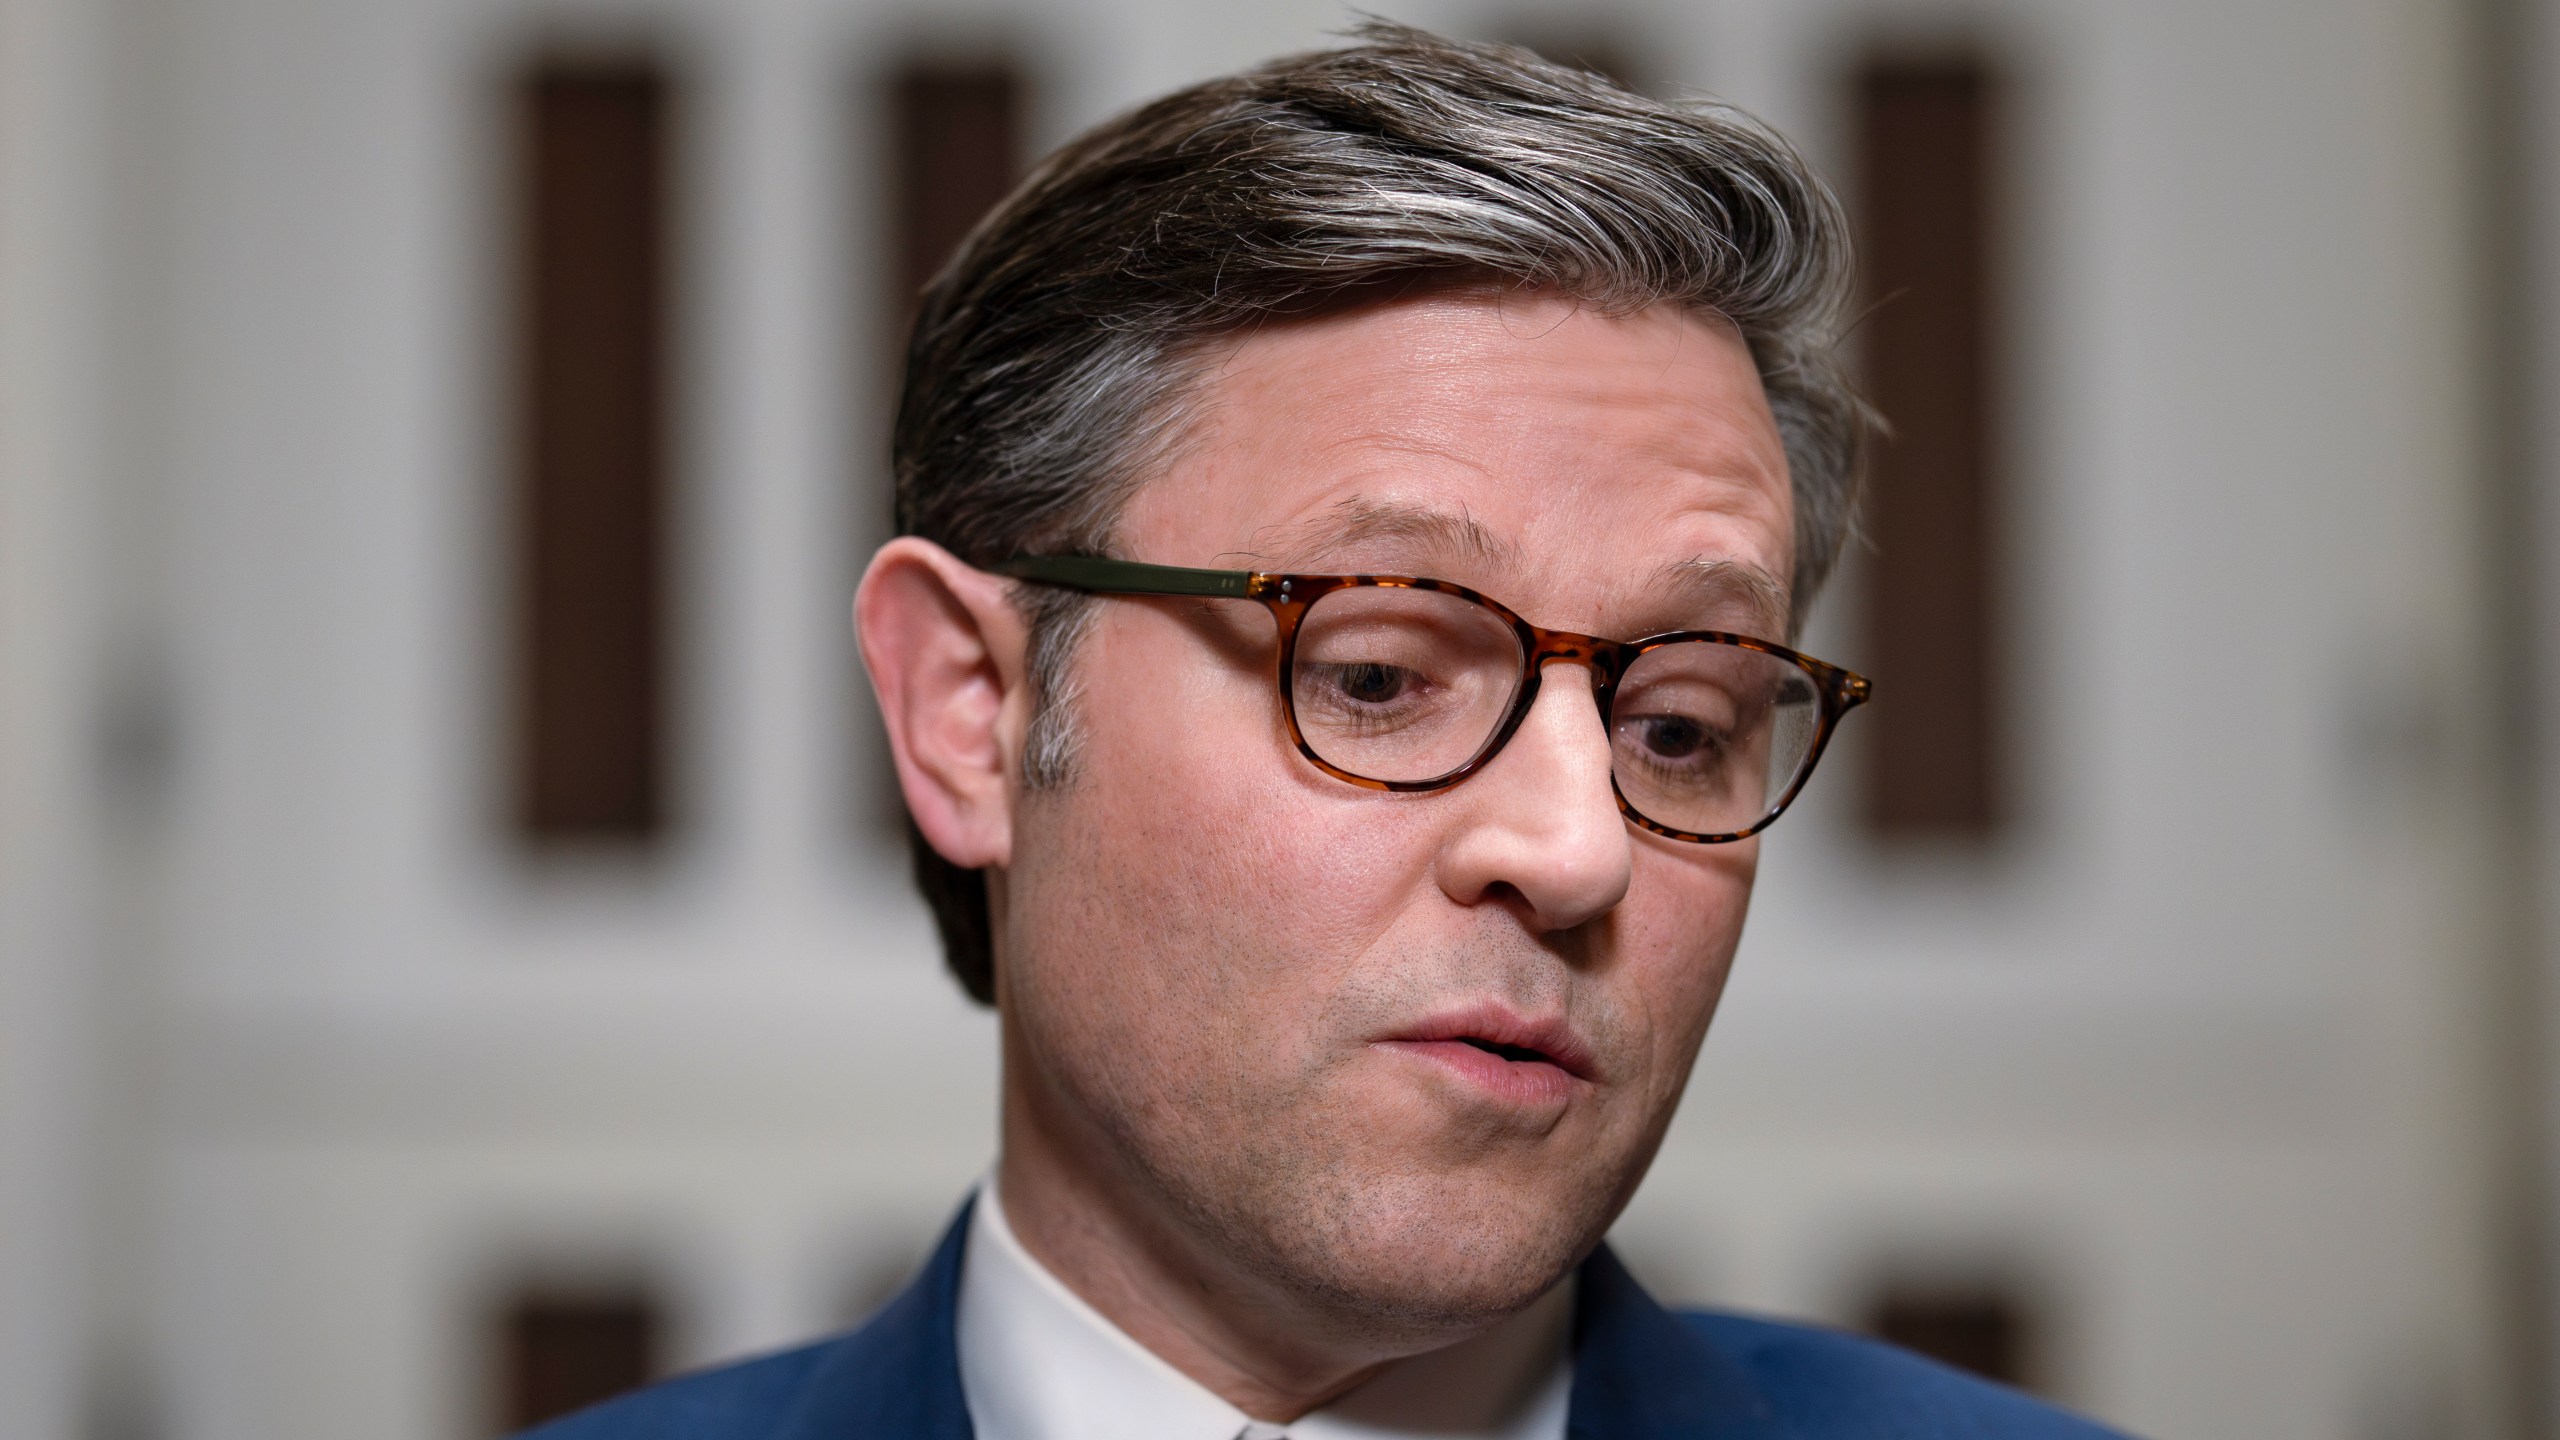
{"left": 1613, "top": 840, "right": 1757, "bottom": 1078}
{"left": 1077, "top": 612, "right": 1438, "bottom": 947}
{"left": 1006, "top": 621, "right": 1435, "bottom": 1078}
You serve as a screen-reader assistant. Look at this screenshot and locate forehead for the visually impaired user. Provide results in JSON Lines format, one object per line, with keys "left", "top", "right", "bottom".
{"left": 1119, "top": 292, "right": 1796, "bottom": 638}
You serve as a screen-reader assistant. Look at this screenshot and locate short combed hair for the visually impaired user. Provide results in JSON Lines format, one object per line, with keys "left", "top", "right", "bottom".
{"left": 892, "top": 22, "right": 1867, "bottom": 1004}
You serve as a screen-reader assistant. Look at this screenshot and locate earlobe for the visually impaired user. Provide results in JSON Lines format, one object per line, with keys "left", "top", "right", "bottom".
{"left": 855, "top": 538, "right": 1031, "bottom": 871}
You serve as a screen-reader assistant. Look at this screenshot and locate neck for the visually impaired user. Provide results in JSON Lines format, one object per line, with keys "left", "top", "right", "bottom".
{"left": 995, "top": 1074, "right": 1406, "bottom": 1422}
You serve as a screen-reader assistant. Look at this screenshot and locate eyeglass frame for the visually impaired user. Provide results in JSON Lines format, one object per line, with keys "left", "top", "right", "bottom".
{"left": 992, "top": 554, "right": 1874, "bottom": 844}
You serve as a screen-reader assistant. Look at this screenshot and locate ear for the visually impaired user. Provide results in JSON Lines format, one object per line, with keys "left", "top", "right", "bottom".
{"left": 855, "top": 538, "right": 1033, "bottom": 871}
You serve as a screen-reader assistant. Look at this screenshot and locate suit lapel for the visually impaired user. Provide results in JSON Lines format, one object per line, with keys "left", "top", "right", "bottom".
{"left": 769, "top": 1198, "right": 978, "bottom": 1440}
{"left": 1565, "top": 1244, "right": 1795, "bottom": 1440}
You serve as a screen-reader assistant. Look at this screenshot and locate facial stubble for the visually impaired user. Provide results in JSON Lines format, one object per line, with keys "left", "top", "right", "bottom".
{"left": 1034, "top": 917, "right": 1701, "bottom": 1354}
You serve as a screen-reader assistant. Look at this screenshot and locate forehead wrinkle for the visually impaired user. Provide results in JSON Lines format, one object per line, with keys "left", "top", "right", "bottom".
{"left": 1649, "top": 556, "right": 1791, "bottom": 638}
{"left": 1225, "top": 495, "right": 1522, "bottom": 573}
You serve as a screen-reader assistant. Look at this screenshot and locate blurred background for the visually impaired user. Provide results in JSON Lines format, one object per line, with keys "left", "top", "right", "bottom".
{"left": 4, "top": 0, "right": 2557, "bottom": 1436}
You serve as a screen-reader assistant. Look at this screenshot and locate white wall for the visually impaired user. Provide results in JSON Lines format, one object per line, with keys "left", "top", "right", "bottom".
{"left": 3, "top": 0, "right": 2540, "bottom": 1436}
{"left": 0, "top": 0, "right": 111, "bottom": 1434}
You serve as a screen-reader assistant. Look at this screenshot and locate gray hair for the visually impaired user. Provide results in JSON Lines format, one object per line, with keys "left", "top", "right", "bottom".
{"left": 893, "top": 21, "right": 1868, "bottom": 1004}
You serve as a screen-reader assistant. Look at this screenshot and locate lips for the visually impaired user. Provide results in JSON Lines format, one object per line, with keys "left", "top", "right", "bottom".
{"left": 1375, "top": 1003, "right": 1596, "bottom": 1110}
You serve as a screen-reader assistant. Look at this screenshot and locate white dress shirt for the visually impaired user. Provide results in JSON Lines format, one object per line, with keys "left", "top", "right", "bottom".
{"left": 957, "top": 1181, "right": 1574, "bottom": 1440}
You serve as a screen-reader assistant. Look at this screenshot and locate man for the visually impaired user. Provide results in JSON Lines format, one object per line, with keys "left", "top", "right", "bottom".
{"left": 533, "top": 25, "right": 2128, "bottom": 1440}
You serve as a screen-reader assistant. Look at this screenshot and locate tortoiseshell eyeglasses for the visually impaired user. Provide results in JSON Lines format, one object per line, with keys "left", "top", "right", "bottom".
{"left": 993, "top": 555, "right": 1872, "bottom": 844}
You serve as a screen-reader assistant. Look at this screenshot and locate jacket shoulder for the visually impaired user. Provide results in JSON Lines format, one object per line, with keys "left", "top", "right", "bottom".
{"left": 1681, "top": 1311, "right": 2134, "bottom": 1439}
{"left": 518, "top": 1199, "right": 979, "bottom": 1440}
{"left": 513, "top": 1337, "right": 844, "bottom": 1440}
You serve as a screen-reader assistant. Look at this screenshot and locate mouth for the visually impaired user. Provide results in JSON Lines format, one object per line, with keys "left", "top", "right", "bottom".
{"left": 1374, "top": 1004, "right": 1596, "bottom": 1111}
{"left": 1458, "top": 1036, "right": 1556, "bottom": 1065}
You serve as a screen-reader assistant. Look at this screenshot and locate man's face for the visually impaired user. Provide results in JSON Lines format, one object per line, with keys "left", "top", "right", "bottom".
{"left": 998, "top": 293, "right": 1794, "bottom": 1339}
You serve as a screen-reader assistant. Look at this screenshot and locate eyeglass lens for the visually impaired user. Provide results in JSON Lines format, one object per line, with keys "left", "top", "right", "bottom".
{"left": 1286, "top": 584, "right": 1825, "bottom": 836}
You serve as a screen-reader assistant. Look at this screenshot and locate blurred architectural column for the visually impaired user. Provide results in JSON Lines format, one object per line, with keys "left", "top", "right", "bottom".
{"left": 1851, "top": 54, "right": 2006, "bottom": 846}
{"left": 509, "top": 58, "right": 682, "bottom": 852}
{"left": 0, "top": 0, "right": 110, "bottom": 1434}
{"left": 2523, "top": 0, "right": 2560, "bottom": 1431}
{"left": 2459, "top": 0, "right": 2560, "bottom": 1431}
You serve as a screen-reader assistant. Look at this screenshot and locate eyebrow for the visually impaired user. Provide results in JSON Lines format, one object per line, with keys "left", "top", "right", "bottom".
{"left": 1227, "top": 495, "right": 1791, "bottom": 638}
{"left": 1649, "top": 556, "right": 1793, "bottom": 640}
{"left": 1229, "top": 497, "right": 1521, "bottom": 572}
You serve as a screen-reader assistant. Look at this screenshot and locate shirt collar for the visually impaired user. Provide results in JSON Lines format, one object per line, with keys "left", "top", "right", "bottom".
{"left": 956, "top": 1180, "right": 1573, "bottom": 1440}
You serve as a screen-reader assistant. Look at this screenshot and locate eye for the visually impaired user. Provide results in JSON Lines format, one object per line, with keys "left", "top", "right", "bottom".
{"left": 1328, "top": 661, "right": 1410, "bottom": 706}
{"left": 1633, "top": 713, "right": 1714, "bottom": 760}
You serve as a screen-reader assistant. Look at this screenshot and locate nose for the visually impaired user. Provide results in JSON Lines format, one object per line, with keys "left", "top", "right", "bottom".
{"left": 1433, "top": 659, "right": 1633, "bottom": 931}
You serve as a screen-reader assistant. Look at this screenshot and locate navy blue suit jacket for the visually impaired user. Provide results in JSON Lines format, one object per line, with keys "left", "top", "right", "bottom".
{"left": 526, "top": 1202, "right": 2131, "bottom": 1439}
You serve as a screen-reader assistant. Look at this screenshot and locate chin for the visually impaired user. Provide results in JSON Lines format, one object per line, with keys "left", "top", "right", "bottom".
{"left": 1206, "top": 1149, "right": 1631, "bottom": 1342}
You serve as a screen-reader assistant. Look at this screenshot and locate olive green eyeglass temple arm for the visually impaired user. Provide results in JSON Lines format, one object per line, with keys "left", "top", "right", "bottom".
{"left": 992, "top": 554, "right": 1263, "bottom": 599}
